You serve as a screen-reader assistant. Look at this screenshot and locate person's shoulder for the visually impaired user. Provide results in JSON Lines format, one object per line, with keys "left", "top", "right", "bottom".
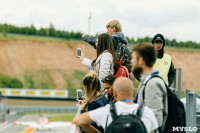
{"left": 148, "top": 76, "right": 165, "bottom": 86}
{"left": 102, "top": 51, "right": 112, "bottom": 57}
{"left": 147, "top": 76, "right": 167, "bottom": 92}
{"left": 164, "top": 53, "right": 172, "bottom": 58}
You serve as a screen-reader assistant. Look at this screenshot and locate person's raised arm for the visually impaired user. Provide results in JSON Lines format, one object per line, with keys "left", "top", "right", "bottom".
{"left": 82, "top": 34, "right": 97, "bottom": 49}
{"left": 72, "top": 112, "right": 100, "bottom": 133}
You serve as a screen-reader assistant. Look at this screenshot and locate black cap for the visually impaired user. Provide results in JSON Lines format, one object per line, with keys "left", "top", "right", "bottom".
{"left": 152, "top": 33, "right": 165, "bottom": 45}
{"left": 154, "top": 36, "right": 164, "bottom": 43}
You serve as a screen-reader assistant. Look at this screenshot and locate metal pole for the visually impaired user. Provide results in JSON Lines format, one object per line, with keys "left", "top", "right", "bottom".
{"left": 88, "top": 12, "right": 92, "bottom": 59}
{"left": 178, "top": 68, "right": 182, "bottom": 99}
{"left": 173, "top": 68, "right": 177, "bottom": 93}
{"left": 186, "top": 90, "right": 197, "bottom": 133}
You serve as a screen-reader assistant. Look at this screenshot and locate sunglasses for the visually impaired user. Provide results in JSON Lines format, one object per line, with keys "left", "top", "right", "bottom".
{"left": 102, "top": 78, "right": 112, "bottom": 83}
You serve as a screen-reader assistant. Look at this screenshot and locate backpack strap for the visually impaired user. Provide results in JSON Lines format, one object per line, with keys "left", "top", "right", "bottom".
{"left": 110, "top": 102, "right": 118, "bottom": 120}
{"left": 105, "top": 102, "right": 117, "bottom": 131}
{"left": 142, "top": 72, "right": 160, "bottom": 100}
{"left": 135, "top": 105, "right": 144, "bottom": 119}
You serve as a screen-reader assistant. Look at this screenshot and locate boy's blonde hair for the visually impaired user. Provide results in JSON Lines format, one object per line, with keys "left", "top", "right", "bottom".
{"left": 106, "top": 20, "right": 122, "bottom": 32}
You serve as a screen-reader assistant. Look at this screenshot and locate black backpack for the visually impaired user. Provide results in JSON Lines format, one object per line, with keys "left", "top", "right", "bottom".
{"left": 105, "top": 102, "right": 148, "bottom": 133}
{"left": 115, "top": 39, "right": 132, "bottom": 73}
{"left": 143, "top": 75, "right": 186, "bottom": 133}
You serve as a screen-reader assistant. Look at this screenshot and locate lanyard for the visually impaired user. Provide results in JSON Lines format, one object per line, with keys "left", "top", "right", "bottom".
{"left": 142, "top": 71, "right": 159, "bottom": 85}
{"left": 121, "top": 99, "right": 133, "bottom": 103}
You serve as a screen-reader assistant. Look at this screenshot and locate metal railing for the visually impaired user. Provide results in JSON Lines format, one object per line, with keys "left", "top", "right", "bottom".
{"left": 186, "top": 89, "right": 200, "bottom": 133}
{"left": 173, "top": 68, "right": 182, "bottom": 99}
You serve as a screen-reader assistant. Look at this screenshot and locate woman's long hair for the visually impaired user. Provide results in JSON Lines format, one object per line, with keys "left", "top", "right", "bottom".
{"left": 92, "top": 33, "right": 119, "bottom": 72}
{"left": 83, "top": 71, "right": 101, "bottom": 102}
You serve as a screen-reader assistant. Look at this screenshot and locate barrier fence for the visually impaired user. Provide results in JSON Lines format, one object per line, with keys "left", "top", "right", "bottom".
{"left": 186, "top": 89, "right": 200, "bottom": 133}
{"left": 0, "top": 88, "right": 68, "bottom": 98}
{"left": 173, "top": 68, "right": 182, "bottom": 99}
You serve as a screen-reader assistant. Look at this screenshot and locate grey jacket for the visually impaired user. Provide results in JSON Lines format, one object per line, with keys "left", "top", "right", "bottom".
{"left": 137, "top": 72, "right": 168, "bottom": 132}
{"left": 82, "top": 50, "right": 114, "bottom": 93}
{"left": 83, "top": 32, "right": 129, "bottom": 51}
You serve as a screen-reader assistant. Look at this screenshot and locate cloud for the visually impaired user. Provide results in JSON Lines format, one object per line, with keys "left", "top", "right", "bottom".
{"left": 0, "top": 0, "right": 200, "bottom": 42}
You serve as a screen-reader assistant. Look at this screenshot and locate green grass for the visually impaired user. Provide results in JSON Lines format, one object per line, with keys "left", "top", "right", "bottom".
{"left": 23, "top": 69, "right": 56, "bottom": 89}
{"left": 18, "top": 112, "right": 76, "bottom": 122}
{"left": 0, "top": 33, "right": 87, "bottom": 45}
{"left": 165, "top": 46, "right": 200, "bottom": 52}
{"left": 49, "top": 113, "right": 76, "bottom": 122}
{"left": 130, "top": 44, "right": 200, "bottom": 53}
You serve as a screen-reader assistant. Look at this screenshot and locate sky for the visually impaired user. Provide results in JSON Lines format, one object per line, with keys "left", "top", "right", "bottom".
{"left": 0, "top": 0, "right": 200, "bottom": 43}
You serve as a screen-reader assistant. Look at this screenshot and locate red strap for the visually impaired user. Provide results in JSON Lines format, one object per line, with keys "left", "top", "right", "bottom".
{"left": 119, "top": 58, "right": 122, "bottom": 67}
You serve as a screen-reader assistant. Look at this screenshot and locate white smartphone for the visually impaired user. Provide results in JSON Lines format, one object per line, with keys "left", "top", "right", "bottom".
{"left": 77, "top": 89, "right": 83, "bottom": 101}
{"left": 77, "top": 48, "right": 82, "bottom": 58}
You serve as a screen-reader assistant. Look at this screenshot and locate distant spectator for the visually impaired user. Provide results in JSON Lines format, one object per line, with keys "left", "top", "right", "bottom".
{"left": 82, "top": 20, "right": 132, "bottom": 73}
{"left": 73, "top": 77, "right": 158, "bottom": 133}
{"left": 77, "top": 33, "right": 118, "bottom": 93}
{"left": 102, "top": 74, "right": 116, "bottom": 103}
{"left": 131, "top": 43, "right": 168, "bottom": 133}
{"left": 78, "top": 71, "right": 108, "bottom": 133}
{"left": 152, "top": 33, "right": 176, "bottom": 87}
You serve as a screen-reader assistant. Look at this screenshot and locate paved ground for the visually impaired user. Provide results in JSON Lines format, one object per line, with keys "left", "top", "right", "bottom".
{"left": 0, "top": 114, "right": 75, "bottom": 133}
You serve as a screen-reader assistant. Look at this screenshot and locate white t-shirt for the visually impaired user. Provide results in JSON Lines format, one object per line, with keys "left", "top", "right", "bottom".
{"left": 89, "top": 101, "right": 158, "bottom": 133}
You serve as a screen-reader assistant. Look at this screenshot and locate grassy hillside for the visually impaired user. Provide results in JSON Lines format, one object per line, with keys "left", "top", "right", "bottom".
{"left": 0, "top": 33, "right": 200, "bottom": 97}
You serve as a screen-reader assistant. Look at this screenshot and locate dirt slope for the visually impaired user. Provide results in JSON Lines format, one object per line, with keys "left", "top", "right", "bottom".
{"left": 0, "top": 40, "right": 199, "bottom": 92}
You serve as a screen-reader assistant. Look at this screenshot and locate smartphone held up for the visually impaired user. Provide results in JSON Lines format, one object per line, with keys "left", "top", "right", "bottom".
{"left": 77, "top": 89, "right": 83, "bottom": 101}
{"left": 77, "top": 48, "right": 82, "bottom": 58}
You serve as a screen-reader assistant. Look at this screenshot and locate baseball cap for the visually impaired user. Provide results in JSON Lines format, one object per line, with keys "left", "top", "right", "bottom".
{"left": 154, "top": 36, "right": 164, "bottom": 43}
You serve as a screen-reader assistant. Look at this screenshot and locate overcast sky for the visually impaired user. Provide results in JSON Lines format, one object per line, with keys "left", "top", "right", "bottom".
{"left": 0, "top": 0, "right": 200, "bottom": 43}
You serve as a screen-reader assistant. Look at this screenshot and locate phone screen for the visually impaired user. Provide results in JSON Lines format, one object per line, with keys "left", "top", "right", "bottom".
{"left": 77, "top": 48, "right": 81, "bottom": 57}
{"left": 77, "top": 90, "right": 83, "bottom": 101}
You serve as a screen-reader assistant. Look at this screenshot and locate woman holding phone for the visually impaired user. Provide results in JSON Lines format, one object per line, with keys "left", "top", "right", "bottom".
{"left": 78, "top": 71, "right": 108, "bottom": 133}
{"left": 76, "top": 33, "right": 118, "bottom": 94}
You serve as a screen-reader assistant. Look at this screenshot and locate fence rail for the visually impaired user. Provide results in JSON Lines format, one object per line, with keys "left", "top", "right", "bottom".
{"left": 186, "top": 89, "right": 200, "bottom": 133}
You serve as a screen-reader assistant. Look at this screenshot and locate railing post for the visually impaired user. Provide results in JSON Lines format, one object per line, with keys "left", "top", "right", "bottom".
{"left": 186, "top": 90, "right": 196, "bottom": 133}
{"left": 178, "top": 68, "right": 182, "bottom": 99}
{"left": 173, "top": 68, "right": 177, "bottom": 93}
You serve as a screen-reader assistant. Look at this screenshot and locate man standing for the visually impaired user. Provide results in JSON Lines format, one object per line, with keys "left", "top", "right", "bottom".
{"left": 131, "top": 43, "right": 168, "bottom": 132}
{"left": 82, "top": 20, "right": 132, "bottom": 73}
{"left": 72, "top": 77, "right": 158, "bottom": 133}
{"left": 152, "top": 33, "right": 176, "bottom": 87}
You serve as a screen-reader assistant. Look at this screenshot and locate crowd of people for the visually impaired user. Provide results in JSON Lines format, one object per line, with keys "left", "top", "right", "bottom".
{"left": 73, "top": 20, "right": 177, "bottom": 133}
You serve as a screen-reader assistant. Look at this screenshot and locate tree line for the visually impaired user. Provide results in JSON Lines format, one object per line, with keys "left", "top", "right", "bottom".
{"left": 0, "top": 23, "right": 200, "bottom": 49}
{"left": 0, "top": 23, "right": 82, "bottom": 39}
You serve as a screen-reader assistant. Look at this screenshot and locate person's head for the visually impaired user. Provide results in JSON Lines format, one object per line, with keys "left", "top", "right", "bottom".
{"left": 102, "top": 74, "right": 116, "bottom": 96}
{"left": 131, "top": 43, "right": 157, "bottom": 77}
{"left": 113, "top": 77, "right": 134, "bottom": 101}
{"left": 106, "top": 20, "right": 122, "bottom": 36}
{"left": 152, "top": 33, "right": 165, "bottom": 51}
{"left": 83, "top": 71, "right": 101, "bottom": 102}
{"left": 92, "top": 33, "right": 119, "bottom": 71}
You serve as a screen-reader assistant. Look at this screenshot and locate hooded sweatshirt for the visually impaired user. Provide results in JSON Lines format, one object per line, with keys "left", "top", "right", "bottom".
{"left": 111, "top": 32, "right": 129, "bottom": 51}
{"left": 152, "top": 33, "right": 165, "bottom": 58}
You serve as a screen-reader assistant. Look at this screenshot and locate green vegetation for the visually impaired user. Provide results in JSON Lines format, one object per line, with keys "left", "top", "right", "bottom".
{"left": 23, "top": 69, "right": 56, "bottom": 89}
{"left": 22, "top": 69, "right": 86, "bottom": 97}
{"left": 0, "top": 23, "right": 82, "bottom": 40}
{"left": 0, "top": 23, "right": 200, "bottom": 49}
{"left": 49, "top": 113, "right": 76, "bottom": 122}
{"left": 0, "top": 33, "right": 85, "bottom": 45}
{"left": 64, "top": 70, "right": 86, "bottom": 97}
{"left": 0, "top": 75, "right": 23, "bottom": 88}
{"left": 128, "top": 36, "right": 200, "bottom": 49}
{"left": 18, "top": 112, "right": 76, "bottom": 122}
